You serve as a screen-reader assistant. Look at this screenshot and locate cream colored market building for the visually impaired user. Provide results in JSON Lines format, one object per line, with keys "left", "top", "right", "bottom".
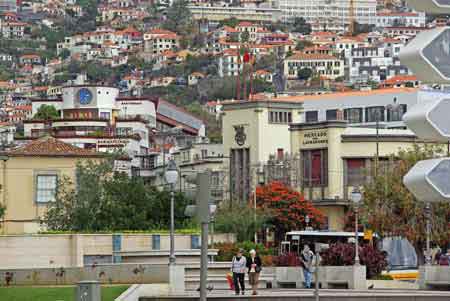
{"left": 222, "top": 99, "right": 422, "bottom": 231}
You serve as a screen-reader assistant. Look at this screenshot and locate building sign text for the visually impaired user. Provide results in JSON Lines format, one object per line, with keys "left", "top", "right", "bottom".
{"left": 302, "top": 130, "right": 328, "bottom": 146}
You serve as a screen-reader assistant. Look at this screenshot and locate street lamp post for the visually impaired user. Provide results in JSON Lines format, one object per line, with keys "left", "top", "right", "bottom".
{"left": 253, "top": 167, "right": 265, "bottom": 244}
{"left": 425, "top": 202, "right": 432, "bottom": 265}
{"left": 165, "top": 159, "right": 179, "bottom": 266}
{"left": 351, "top": 188, "right": 362, "bottom": 266}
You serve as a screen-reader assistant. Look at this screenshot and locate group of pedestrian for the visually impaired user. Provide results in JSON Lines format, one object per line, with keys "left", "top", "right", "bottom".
{"left": 230, "top": 245, "right": 317, "bottom": 295}
{"left": 230, "top": 248, "right": 262, "bottom": 296}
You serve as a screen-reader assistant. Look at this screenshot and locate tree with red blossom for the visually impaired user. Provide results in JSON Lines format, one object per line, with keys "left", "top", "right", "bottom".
{"left": 256, "top": 181, "right": 325, "bottom": 243}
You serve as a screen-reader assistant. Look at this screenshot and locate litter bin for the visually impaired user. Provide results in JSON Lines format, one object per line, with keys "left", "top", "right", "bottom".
{"left": 76, "top": 280, "right": 101, "bottom": 301}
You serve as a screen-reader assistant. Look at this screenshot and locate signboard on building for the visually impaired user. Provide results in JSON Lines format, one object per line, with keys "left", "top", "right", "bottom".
{"left": 301, "top": 129, "right": 328, "bottom": 148}
{"left": 97, "top": 138, "right": 129, "bottom": 147}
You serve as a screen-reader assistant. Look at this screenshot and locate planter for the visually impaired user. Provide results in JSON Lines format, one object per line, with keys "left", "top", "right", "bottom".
{"left": 318, "top": 265, "right": 366, "bottom": 290}
{"left": 419, "top": 265, "right": 450, "bottom": 290}
{"left": 367, "top": 280, "right": 418, "bottom": 290}
{"left": 274, "top": 267, "right": 304, "bottom": 288}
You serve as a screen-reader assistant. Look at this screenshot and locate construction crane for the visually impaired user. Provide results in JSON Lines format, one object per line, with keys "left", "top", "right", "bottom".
{"left": 347, "top": 0, "right": 355, "bottom": 36}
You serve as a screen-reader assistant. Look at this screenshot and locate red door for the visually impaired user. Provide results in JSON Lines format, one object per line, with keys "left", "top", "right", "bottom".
{"left": 311, "top": 151, "right": 322, "bottom": 186}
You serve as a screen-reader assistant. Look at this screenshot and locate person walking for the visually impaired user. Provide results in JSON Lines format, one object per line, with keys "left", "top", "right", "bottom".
{"left": 247, "top": 249, "right": 262, "bottom": 296}
{"left": 231, "top": 249, "right": 247, "bottom": 295}
{"left": 300, "top": 245, "right": 315, "bottom": 289}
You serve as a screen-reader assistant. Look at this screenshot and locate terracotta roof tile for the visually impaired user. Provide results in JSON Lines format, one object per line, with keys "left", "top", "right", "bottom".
{"left": 384, "top": 75, "right": 418, "bottom": 85}
{"left": 7, "top": 136, "right": 104, "bottom": 158}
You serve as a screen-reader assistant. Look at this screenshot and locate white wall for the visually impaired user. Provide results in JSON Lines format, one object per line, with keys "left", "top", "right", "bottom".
{"left": 62, "top": 86, "right": 119, "bottom": 114}
{"left": 117, "top": 99, "right": 157, "bottom": 127}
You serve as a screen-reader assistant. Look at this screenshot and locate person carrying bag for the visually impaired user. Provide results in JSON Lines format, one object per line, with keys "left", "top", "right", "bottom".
{"left": 230, "top": 249, "right": 247, "bottom": 295}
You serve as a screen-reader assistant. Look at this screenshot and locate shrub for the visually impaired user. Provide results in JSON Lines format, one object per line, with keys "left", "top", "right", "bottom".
{"left": 275, "top": 252, "right": 301, "bottom": 267}
{"left": 319, "top": 243, "right": 388, "bottom": 279}
{"left": 261, "top": 255, "right": 275, "bottom": 267}
{"left": 372, "top": 274, "right": 393, "bottom": 280}
{"left": 214, "top": 241, "right": 274, "bottom": 262}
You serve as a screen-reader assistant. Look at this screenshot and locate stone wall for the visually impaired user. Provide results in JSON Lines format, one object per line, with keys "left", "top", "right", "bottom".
{"left": 0, "top": 233, "right": 235, "bottom": 269}
{"left": 0, "top": 264, "right": 169, "bottom": 286}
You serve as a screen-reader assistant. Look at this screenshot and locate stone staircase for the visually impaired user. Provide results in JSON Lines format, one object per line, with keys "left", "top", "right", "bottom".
{"left": 184, "top": 262, "right": 275, "bottom": 291}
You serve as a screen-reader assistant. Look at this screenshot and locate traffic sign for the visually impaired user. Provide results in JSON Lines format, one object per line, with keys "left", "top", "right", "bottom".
{"left": 403, "top": 98, "right": 450, "bottom": 142}
{"left": 406, "top": 0, "right": 450, "bottom": 14}
{"left": 403, "top": 158, "right": 450, "bottom": 203}
{"left": 399, "top": 26, "right": 450, "bottom": 84}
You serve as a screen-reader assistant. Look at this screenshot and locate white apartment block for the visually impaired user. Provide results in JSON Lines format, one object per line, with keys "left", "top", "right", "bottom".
{"left": 279, "top": 0, "right": 377, "bottom": 32}
{"left": 218, "top": 49, "right": 244, "bottom": 77}
{"left": 188, "top": 5, "right": 283, "bottom": 23}
{"left": 376, "top": 11, "right": 426, "bottom": 28}
{"left": 284, "top": 53, "right": 345, "bottom": 80}
{"left": 143, "top": 29, "right": 180, "bottom": 56}
{"left": 0, "top": 21, "right": 25, "bottom": 39}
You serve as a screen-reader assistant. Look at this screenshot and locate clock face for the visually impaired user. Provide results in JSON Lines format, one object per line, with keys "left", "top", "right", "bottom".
{"left": 78, "top": 88, "right": 93, "bottom": 105}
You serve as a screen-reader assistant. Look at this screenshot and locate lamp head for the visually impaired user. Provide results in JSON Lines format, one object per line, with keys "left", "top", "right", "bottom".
{"left": 351, "top": 188, "right": 362, "bottom": 204}
{"left": 165, "top": 159, "right": 178, "bottom": 185}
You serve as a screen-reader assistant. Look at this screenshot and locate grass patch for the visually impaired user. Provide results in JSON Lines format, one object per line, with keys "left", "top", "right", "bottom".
{"left": 0, "top": 285, "right": 129, "bottom": 301}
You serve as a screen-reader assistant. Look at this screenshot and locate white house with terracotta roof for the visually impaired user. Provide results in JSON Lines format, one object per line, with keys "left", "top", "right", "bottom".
{"left": 253, "top": 69, "right": 273, "bottom": 83}
{"left": 143, "top": 29, "right": 180, "bottom": 57}
{"left": 218, "top": 49, "right": 244, "bottom": 77}
{"left": 284, "top": 52, "right": 344, "bottom": 80}
{"left": 188, "top": 72, "right": 205, "bottom": 86}
{"left": 0, "top": 20, "right": 26, "bottom": 38}
{"left": 19, "top": 54, "right": 42, "bottom": 65}
{"left": 235, "top": 21, "right": 264, "bottom": 42}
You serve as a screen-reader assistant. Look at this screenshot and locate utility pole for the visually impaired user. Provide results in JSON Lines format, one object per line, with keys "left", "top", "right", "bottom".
{"left": 185, "top": 171, "right": 212, "bottom": 301}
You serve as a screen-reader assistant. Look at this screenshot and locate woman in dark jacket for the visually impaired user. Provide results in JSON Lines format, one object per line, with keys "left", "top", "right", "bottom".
{"left": 246, "top": 249, "right": 262, "bottom": 295}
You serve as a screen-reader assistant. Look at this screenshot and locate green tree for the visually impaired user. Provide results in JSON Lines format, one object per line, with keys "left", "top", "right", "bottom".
{"left": 361, "top": 144, "right": 450, "bottom": 264}
{"left": 41, "top": 25, "right": 66, "bottom": 51}
{"left": 218, "top": 17, "right": 239, "bottom": 28}
{"left": 163, "top": 0, "right": 193, "bottom": 36}
{"left": 0, "top": 204, "right": 5, "bottom": 221}
{"left": 297, "top": 68, "right": 313, "bottom": 80}
{"left": 296, "top": 40, "right": 314, "bottom": 51}
{"left": 85, "top": 62, "right": 114, "bottom": 83}
{"left": 292, "top": 17, "right": 312, "bottom": 35}
{"left": 59, "top": 49, "right": 71, "bottom": 60}
{"left": 240, "top": 31, "right": 250, "bottom": 43}
{"left": 43, "top": 159, "right": 192, "bottom": 231}
{"left": 0, "top": 65, "right": 13, "bottom": 81}
{"left": 34, "top": 104, "right": 60, "bottom": 120}
{"left": 215, "top": 201, "right": 270, "bottom": 242}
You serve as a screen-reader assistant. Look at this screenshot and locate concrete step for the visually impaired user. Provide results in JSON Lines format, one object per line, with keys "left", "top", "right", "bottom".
{"left": 185, "top": 279, "right": 270, "bottom": 291}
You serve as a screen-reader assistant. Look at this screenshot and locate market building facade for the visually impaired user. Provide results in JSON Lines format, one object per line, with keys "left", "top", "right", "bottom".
{"left": 222, "top": 97, "right": 423, "bottom": 231}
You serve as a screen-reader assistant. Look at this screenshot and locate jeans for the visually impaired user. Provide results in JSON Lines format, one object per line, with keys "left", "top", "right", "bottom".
{"left": 303, "top": 269, "right": 312, "bottom": 288}
{"left": 233, "top": 272, "right": 245, "bottom": 294}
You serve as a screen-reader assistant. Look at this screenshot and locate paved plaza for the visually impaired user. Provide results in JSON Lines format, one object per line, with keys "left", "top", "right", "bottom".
{"left": 142, "top": 288, "right": 450, "bottom": 301}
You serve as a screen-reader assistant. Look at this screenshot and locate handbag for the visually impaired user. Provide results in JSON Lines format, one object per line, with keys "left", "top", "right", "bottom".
{"left": 255, "top": 265, "right": 262, "bottom": 273}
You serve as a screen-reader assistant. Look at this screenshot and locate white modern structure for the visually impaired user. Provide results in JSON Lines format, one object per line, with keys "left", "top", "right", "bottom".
{"left": 376, "top": 11, "right": 426, "bottom": 28}
{"left": 188, "top": 5, "right": 283, "bottom": 23}
{"left": 278, "top": 0, "right": 377, "bottom": 32}
{"left": 24, "top": 85, "right": 206, "bottom": 171}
